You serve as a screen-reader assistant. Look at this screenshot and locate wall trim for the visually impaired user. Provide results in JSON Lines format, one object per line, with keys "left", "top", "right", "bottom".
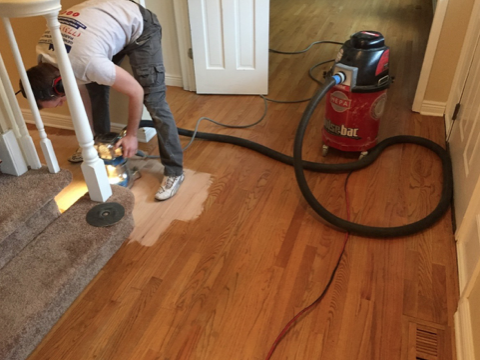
{"left": 419, "top": 100, "right": 446, "bottom": 117}
{"left": 455, "top": 299, "right": 476, "bottom": 360}
{"left": 173, "top": 0, "right": 196, "bottom": 91}
{"left": 456, "top": 236, "right": 467, "bottom": 294}
{"left": 22, "top": 109, "right": 73, "bottom": 130}
{"left": 412, "top": 0, "right": 449, "bottom": 112}
{"left": 165, "top": 74, "right": 183, "bottom": 88}
{"left": 21, "top": 109, "right": 156, "bottom": 143}
{"left": 445, "top": 0, "right": 480, "bottom": 134}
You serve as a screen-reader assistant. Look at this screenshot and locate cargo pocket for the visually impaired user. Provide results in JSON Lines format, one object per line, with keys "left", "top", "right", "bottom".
{"left": 134, "top": 64, "right": 165, "bottom": 94}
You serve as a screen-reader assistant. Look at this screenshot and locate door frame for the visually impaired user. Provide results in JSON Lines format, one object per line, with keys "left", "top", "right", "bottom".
{"left": 444, "top": 3, "right": 480, "bottom": 359}
{"left": 444, "top": 0, "right": 480, "bottom": 135}
{"left": 412, "top": 0, "right": 449, "bottom": 114}
{"left": 173, "top": 0, "right": 196, "bottom": 91}
{"left": 183, "top": 0, "right": 270, "bottom": 95}
{"left": 446, "top": 0, "right": 480, "bottom": 242}
{"left": 178, "top": 1, "right": 451, "bottom": 101}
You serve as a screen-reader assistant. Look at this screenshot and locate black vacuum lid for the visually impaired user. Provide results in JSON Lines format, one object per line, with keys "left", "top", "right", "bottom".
{"left": 350, "top": 31, "right": 385, "bottom": 49}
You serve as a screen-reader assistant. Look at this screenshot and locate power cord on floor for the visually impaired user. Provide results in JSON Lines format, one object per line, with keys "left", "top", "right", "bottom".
{"left": 264, "top": 171, "right": 353, "bottom": 360}
{"left": 135, "top": 94, "right": 268, "bottom": 156}
{"left": 133, "top": 37, "right": 453, "bottom": 356}
{"left": 269, "top": 40, "right": 343, "bottom": 54}
{"left": 135, "top": 39, "right": 452, "bottom": 237}
{"left": 182, "top": 42, "right": 342, "bottom": 145}
{"left": 134, "top": 40, "right": 341, "bottom": 157}
{"left": 263, "top": 59, "right": 335, "bottom": 103}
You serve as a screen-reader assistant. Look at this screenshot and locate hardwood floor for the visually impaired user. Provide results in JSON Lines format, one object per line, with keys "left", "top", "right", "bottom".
{"left": 27, "top": 0, "right": 458, "bottom": 359}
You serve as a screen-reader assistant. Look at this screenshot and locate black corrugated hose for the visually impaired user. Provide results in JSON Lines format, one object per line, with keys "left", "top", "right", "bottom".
{"left": 138, "top": 75, "right": 453, "bottom": 238}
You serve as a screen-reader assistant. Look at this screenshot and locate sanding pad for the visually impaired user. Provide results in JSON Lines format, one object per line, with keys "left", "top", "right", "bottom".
{"left": 86, "top": 202, "right": 125, "bottom": 227}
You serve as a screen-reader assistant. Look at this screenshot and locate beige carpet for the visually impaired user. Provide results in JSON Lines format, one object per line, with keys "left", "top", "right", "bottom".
{"left": 0, "top": 172, "right": 135, "bottom": 360}
{"left": 0, "top": 167, "right": 72, "bottom": 269}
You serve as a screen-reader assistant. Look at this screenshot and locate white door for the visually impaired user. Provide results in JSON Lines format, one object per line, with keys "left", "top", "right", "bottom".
{"left": 449, "top": 58, "right": 480, "bottom": 291}
{"left": 448, "top": 3, "right": 480, "bottom": 357}
{"left": 444, "top": 7, "right": 480, "bottom": 131}
{"left": 449, "top": 29, "right": 480, "bottom": 232}
{"left": 187, "top": 0, "right": 270, "bottom": 95}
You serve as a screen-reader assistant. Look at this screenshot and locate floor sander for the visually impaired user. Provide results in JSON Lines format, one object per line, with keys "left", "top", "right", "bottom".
{"left": 108, "top": 30, "right": 453, "bottom": 238}
{"left": 94, "top": 130, "right": 139, "bottom": 188}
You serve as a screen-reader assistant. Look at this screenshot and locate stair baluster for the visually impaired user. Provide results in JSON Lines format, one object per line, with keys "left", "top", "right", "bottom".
{"left": 0, "top": 0, "right": 112, "bottom": 202}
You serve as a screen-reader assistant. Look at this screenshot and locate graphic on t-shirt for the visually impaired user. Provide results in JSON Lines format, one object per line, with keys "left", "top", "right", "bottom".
{"left": 59, "top": 10, "right": 81, "bottom": 18}
{"left": 58, "top": 16, "right": 87, "bottom": 31}
{"left": 48, "top": 43, "right": 72, "bottom": 54}
{"left": 37, "top": 14, "right": 86, "bottom": 54}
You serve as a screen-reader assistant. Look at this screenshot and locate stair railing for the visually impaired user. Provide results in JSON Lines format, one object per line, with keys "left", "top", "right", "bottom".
{"left": 0, "top": 0, "right": 112, "bottom": 202}
{"left": 0, "top": 51, "right": 41, "bottom": 170}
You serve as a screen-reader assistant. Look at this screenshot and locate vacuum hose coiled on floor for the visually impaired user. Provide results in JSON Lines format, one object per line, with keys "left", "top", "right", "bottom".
{"left": 293, "top": 76, "right": 453, "bottom": 237}
{"left": 139, "top": 75, "right": 453, "bottom": 238}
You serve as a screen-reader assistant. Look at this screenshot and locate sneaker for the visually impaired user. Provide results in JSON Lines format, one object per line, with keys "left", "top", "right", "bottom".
{"left": 68, "top": 147, "right": 83, "bottom": 163}
{"left": 155, "top": 173, "right": 185, "bottom": 201}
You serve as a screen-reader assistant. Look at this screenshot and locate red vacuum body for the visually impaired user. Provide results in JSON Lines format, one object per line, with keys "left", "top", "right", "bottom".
{"left": 323, "top": 31, "right": 390, "bottom": 155}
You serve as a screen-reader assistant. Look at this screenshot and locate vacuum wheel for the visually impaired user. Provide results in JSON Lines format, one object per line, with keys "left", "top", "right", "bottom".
{"left": 322, "top": 145, "right": 329, "bottom": 157}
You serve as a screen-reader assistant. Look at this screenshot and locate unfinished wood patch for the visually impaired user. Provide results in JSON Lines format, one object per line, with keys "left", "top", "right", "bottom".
{"left": 128, "top": 166, "right": 213, "bottom": 246}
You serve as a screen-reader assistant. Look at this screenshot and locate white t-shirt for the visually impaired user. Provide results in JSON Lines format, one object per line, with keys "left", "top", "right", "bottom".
{"left": 36, "top": 0, "right": 143, "bottom": 86}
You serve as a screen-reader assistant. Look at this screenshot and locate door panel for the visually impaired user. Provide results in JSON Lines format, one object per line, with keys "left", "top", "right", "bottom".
{"left": 444, "top": 8, "right": 480, "bottom": 357}
{"left": 446, "top": 23, "right": 480, "bottom": 124}
{"left": 188, "top": 0, "right": 269, "bottom": 94}
{"left": 450, "top": 33, "right": 480, "bottom": 226}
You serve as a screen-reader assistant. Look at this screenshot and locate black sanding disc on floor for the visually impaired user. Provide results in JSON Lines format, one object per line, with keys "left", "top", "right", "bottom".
{"left": 86, "top": 202, "right": 125, "bottom": 227}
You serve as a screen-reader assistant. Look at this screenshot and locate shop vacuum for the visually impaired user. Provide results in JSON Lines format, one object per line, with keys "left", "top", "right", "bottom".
{"left": 322, "top": 31, "right": 390, "bottom": 158}
{"left": 132, "top": 30, "right": 453, "bottom": 238}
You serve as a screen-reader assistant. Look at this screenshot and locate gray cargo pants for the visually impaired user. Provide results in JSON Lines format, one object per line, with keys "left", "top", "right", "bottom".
{"left": 86, "top": 4, "right": 183, "bottom": 177}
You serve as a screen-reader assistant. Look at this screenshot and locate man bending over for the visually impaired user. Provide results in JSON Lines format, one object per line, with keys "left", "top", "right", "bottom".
{"left": 24, "top": 0, "right": 184, "bottom": 201}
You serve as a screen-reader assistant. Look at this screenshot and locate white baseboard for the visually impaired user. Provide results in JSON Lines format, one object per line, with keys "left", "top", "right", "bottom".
{"left": 22, "top": 109, "right": 74, "bottom": 130}
{"left": 455, "top": 299, "right": 476, "bottom": 360}
{"left": 110, "top": 123, "right": 157, "bottom": 143}
{"left": 165, "top": 75, "right": 183, "bottom": 88}
{"left": 139, "top": 127, "right": 157, "bottom": 143}
{"left": 419, "top": 100, "right": 446, "bottom": 117}
{"left": 456, "top": 238, "right": 468, "bottom": 294}
{"left": 22, "top": 109, "right": 157, "bottom": 143}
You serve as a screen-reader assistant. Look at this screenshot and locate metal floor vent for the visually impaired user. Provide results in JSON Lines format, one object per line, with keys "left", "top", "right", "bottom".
{"left": 415, "top": 326, "right": 440, "bottom": 360}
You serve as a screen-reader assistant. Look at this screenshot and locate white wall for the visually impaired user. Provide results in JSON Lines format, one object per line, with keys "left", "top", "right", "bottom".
{"left": 146, "top": 0, "right": 183, "bottom": 87}
{"left": 471, "top": 276, "right": 480, "bottom": 357}
{"left": 424, "top": 0, "right": 475, "bottom": 104}
{"left": 0, "top": 1, "right": 185, "bottom": 130}
{"left": 109, "top": 0, "right": 184, "bottom": 128}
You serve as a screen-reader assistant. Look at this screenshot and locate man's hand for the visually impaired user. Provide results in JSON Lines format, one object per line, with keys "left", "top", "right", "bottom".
{"left": 115, "top": 134, "right": 138, "bottom": 158}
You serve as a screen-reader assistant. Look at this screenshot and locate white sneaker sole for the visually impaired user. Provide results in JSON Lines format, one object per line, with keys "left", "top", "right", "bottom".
{"left": 155, "top": 174, "right": 185, "bottom": 201}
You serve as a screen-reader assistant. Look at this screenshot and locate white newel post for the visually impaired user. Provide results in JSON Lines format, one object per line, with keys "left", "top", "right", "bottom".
{"left": 0, "top": 51, "right": 41, "bottom": 169}
{"left": 43, "top": 12, "right": 112, "bottom": 202}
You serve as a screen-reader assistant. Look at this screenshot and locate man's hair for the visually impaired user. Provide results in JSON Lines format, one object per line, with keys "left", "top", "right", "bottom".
{"left": 20, "top": 63, "right": 61, "bottom": 109}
